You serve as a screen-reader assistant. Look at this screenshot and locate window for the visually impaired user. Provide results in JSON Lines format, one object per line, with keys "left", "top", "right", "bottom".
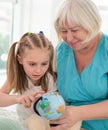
{"left": 0, "top": 0, "right": 108, "bottom": 87}
{"left": 93, "top": 0, "right": 108, "bottom": 34}
{"left": 0, "top": 0, "right": 17, "bottom": 86}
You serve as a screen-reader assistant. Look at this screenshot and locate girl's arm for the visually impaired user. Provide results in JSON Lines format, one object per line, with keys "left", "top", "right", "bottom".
{"left": 0, "top": 91, "right": 44, "bottom": 107}
{"left": 0, "top": 80, "right": 16, "bottom": 106}
{"left": 0, "top": 93, "right": 19, "bottom": 107}
{"left": 0, "top": 80, "right": 12, "bottom": 94}
{"left": 0, "top": 80, "right": 44, "bottom": 107}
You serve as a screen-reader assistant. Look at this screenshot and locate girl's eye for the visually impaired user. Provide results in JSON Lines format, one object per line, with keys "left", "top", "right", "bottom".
{"left": 28, "top": 61, "right": 49, "bottom": 67}
{"left": 29, "top": 63, "right": 35, "bottom": 66}
{"left": 42, "top": 62, "right": 48, "bottom": 66}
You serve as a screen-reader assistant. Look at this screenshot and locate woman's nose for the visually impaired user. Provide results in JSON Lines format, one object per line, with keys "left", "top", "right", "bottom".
{"left": 66, "top": 32, "right": 74, "bottom": 42}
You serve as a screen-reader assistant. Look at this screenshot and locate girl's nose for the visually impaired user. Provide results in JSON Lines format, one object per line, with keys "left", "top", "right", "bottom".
{"left": 35, "top": 66, "right": 41, "bottom": 73}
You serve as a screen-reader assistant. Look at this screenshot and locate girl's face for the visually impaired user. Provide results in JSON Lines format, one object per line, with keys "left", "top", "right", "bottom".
{"left": 18, "top": 48, "right": 50, "bottom": 85}
{"left": 60, "top": 24, "right": 89, "bottom": 51}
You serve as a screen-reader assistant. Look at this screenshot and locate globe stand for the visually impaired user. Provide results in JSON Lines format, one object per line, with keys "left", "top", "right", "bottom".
{"left": 34, "top": 96, "right": 59, "bottom": 127}
{"left": 33, "top": 96, "right": 42, "bottom": 116}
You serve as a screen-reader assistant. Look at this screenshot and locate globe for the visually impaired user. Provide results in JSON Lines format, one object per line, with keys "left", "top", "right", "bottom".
{"left": 33, "top": 91, "right": 65, "bottom": 120}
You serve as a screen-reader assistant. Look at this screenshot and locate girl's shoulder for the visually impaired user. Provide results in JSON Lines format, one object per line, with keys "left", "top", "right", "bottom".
{"left": 47, "top": 73, "right": 57, "bottom": 92}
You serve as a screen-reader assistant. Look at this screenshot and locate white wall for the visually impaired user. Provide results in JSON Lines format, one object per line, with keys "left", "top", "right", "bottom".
{"left": 12, "top": 0, "right": 108, "bottom": 48}
{"left": 13, "top": 0, "right": 62, "bottom": 47}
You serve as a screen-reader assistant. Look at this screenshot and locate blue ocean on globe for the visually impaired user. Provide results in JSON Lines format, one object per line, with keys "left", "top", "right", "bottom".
{"left": 34, "top": 92, "right": 65, "bottom": 120}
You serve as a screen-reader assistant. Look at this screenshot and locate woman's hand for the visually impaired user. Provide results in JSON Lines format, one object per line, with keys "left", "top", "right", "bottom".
{"left": 50, "top": 106, "right": 81, "bottom": 130}
{"left": 17, "top": 90, "right": 44, "bottom": 108}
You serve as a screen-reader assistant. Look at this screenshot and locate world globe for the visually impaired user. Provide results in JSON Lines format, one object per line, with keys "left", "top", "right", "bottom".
{"left": 33, "top": 91, "right": 65, "bottom": 120}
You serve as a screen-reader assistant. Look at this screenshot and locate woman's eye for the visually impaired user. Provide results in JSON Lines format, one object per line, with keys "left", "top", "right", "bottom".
{"left": 61, "top": 30, "right": 67, "bottom": 33}
{"left": 71, "top": 29, "right": 78, "bottom": 32}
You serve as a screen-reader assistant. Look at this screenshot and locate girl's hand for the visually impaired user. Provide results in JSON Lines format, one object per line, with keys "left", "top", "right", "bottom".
{"left": 17, "top": 90, "right": 44, "bottom": 108}
{"left": 50, "top": 106, "right": 81, "bottom": 130}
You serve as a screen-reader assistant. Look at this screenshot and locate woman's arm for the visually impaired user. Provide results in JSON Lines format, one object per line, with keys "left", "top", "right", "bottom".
{"left": 50, "top": 100, "right": 108, "bottom": 130}
{"left": 78, "top": 100, "right": 108, "bottom": 120}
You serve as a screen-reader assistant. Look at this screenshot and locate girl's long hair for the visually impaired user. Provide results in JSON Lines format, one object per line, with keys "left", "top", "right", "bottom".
{"left": 7, "top": 32, "right": 56, "bottom": 94}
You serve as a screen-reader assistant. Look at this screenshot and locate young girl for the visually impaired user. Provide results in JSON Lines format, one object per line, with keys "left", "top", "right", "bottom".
{"left": 0, "top": 32, "right": 57, "bottom": 130}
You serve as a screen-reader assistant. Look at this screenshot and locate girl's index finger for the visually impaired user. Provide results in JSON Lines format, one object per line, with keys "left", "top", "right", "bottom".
{"left": 32, "top": 90, "right": 45, "bottom": 97}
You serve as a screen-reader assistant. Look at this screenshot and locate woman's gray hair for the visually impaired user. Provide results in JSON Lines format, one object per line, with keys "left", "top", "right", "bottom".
{"left": 55, "top": 0, "right": 102, "bottom": 42}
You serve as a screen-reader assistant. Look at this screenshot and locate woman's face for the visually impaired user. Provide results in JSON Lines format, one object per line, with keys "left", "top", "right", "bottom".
{"left": 17, "top": 48, "right": 50, "bottom": 85}
{"left": 60, "top": 24, "right": 89, "bottom": 51}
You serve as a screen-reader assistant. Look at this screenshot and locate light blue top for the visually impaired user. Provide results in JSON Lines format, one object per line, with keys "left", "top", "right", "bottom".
{"left": 56, "top": 33, "right": 108, "bottom": 130}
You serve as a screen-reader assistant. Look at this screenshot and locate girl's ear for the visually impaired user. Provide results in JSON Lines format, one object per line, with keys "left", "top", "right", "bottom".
{"left": 17, "top": 55, "right": 23, "bottom": 64}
